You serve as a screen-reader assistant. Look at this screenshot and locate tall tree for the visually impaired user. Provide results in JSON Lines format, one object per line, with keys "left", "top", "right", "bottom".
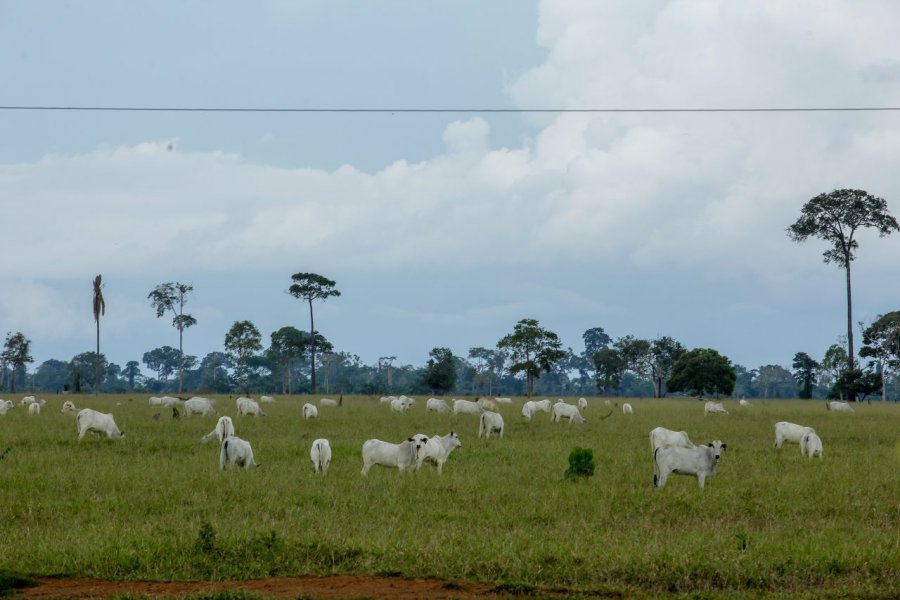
{"left": 122, "top": 360, "right": 141, "bottom": 390}
{"left": 288, "top": 272, "right": 340, "bottom": 394}
{"left": 667, "top": 348, "right": 736, "bottom": 399}
{"left": 92, "top": 275, "right": 105, "bottom": 394}
{"left": 787, "top": 189, "right": 899, "bottom": 396}
{"left": 423, "top": 347, "right": 457, "bottom": 395}
{"left": 267, "top": 326, "right": 308, "bottom": 394}
{"left": 497, "top": 318, "right": 565, "bottom": 397}
{"left": 614, "top": 335, "right": 653, "bottom": 385}
{"left": 592, "top": 348, "right": 625, "bottom": 396}
{"left": 792, "top": 352, "right": 820, "bottom": 399}
{"left": 468, "top": 347, "right": 495, "bottom": 395}
{"left": 860, "top": 311, "right": 900, "bottom": 401}
{"left": 148, "top": 282, "right": 197, "bottom": 393}
{"left": 754, "top": 364, "right": 796, "bottom": 398}
{"left": 2, "top": 332, "right": 33, "bottom": 393}
{"left": 142, "top": 346, "right": 181, "bottom": 385}
{"left": 70, "top": 351, "right": 108, "bottom": 394}
{"left": 820, "top": 343, "right": 849, "bottom": 398}
{"left": 649, "top": 336, "right": 686, "bottom": 398}
{"left": 582, "top": 327, "right": 612, "bottom": 357}
{"left": 224, "top": 320, "right": 263, "bottom": 393}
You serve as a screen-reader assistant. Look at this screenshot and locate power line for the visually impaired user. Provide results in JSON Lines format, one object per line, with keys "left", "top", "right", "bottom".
{"left": 0, "top": 105, "right": 899, "bottom": 114}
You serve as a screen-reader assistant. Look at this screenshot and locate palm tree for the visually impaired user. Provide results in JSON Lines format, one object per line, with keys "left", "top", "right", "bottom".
{"left": 93, "top": 275, "right": 105, "bottom": 394}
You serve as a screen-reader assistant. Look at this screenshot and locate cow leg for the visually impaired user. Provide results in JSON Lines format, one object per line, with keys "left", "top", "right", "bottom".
{"left": 697, "top": 474, "right": 706, "bottom": 488}
{"left": 655, "top": 469, "right": 668, "bottom": 489}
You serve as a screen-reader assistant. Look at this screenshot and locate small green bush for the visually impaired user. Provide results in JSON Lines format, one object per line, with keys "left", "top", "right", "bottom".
{"left": 565, "top": 446, "right": 594, "bottom": 479}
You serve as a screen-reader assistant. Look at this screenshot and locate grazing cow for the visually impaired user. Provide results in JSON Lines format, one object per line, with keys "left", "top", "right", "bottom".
{"left": 220, "top": 436, "right": 259, "bottom": 469}
{"left": 623, "top": 403, "right": 634, "bottom": 415}
{"left": 61, "top": 400, "right": 78, "bottom": 415}
{"left": 704, "top": 401, "right": 729, "bottom": 416}
{"left": 604, "top": 398, "right": 612, "bottom": 406}
{"left": 28, "top": 402, "right": 40, "bottom": 416}
{"left": 21, "top": 396, "right": 36, "bottom": 405}
{"left": 426, "top": 398, "right": 452, "bottom": 413}
{"left": 453, "top": 399, "right": 483, "bottom": 415}
{"left": 161, "top": 396, "right": 183, "bottom": 408}
{"left": 260, "top": 395, "right": 275, "bottom": 403}
{"left": 774, "top": 421, "right": 815, "bottom": 449}
{"left": 654, "top": 440, "right": 727, "bottom": 489}
{"left": 826, "top": 401, "right": 854, "bottom": 413}
{"left": 649, "top": 427, "right": 695, "bottom": 452}
{"left": 739, "top": 399, "right": 751, "bottom": 407}
{"left": 303, "top": 403, "right": 318, "bottom": 420}
{"left": 479, "top": 411, "right": 505, "bottom": 439}
{"left": 319, "top": 398, "right": 338, "bottom": 407}
{"left": 478, "top": 397, "right": 499, "bottom": 412}
{"left": 551, "top": 401, "right": 585, "bottom": 424}
{"left": 360, "top": 437, "right": 426, "bottom": 475}
{"left": 310, "top": 438, "right": 332, "bottom": 473}
{"left": 800, "top": 431, "right": 824, "bottom": 459}
{"left": 76, "top": 409, "right": 124, "bottom": 440}
{"left": 390, "top": 396, "right": 413, "bottom": 413}
{"left": 148, "top": 396, "right": 164, "bottom": 406}
{"left": 183, "top": 397, "right": 216, "bottom": 417}
{"left": 202, "top": 416, "right": 235, "bottom": 443}
{"left": 236, "top": 397, "right": 267, "bottom": 417}
{"left": 578, "top": 397, "right": 588, "bottom": 410}
{"left": 379, "top": 395, "right": 396, "bottom": 404}
{"left": 521, "top": 399, "right": 551, "bottom": 421}
{"left": 0, "top": 400, "right": 12, "bottom": 415}
{"left": 495, "top": 397, "right": 512, "bottom": 404}
{"left": 414, "top": 431, "right": 462, "bottom": 474}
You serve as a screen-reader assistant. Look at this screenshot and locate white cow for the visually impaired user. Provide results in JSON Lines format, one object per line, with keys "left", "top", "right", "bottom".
{"left": 161, "top": 396, "right": 184, "bottom": 408}
{"left": 21, "top": 396, "right": 36, "bottom": 405}
{"left": 578, "top": 397, "right": 588, "bottom": 410}
{"left": 453, "top": 399, "right": 483, "bottom": 415}
{"left": 521, "top": 399, "right": 551, "bottom": 421}
{"left": 202, "top": 416, "right": 235, "bottom": 443}
{"left": 390, "top": 396, "right": 412, "bottom": 413}
{"left": 739, "top": 399, "right": 751, "bottom": 407}
{"left": 260, "top": 395, "right": 275, "bottom": 403}
{"left": 551, "top": 401, "right": 585, "bottom": 424}
{"left": 704, "top": 401, "right": 729, "bottom": 416}
{"left": 774, "top": 421, "right": 815, "bottom": 449}
{"left": 604, "top": 398, "right": 612, "bottom": 406}
{"left": 623, "top": 403, "right": 634, "bottom": 415}
{"left": 28, "top": 402, "right": 40, "bottom": 416}
{"left": 148, "top": 396, "right": 164, "bottom": 406}
{"left": 310, "top": 438, "right": 332, "bottom": 473}
{"left": 360, "top": 437, "right": 426, "bottom": 475}
{"left": 478, "top": 411, "right": 505, "bottom": 439}
{"left": 800, "top": 431, "right": 824, "bottom": 459}
{"left": 654, "top": 440, "right": 727, "bottom": 489}
{"left": 61, "top": 400, "right": 78, "bottom": 415}
{"left": 319, "top": 398, "right": 338, "bottom": 407}
{"left": 183, "top": 397, "right": 216, "bottom": 417}
{"left": 414, "top": 431, "right": 462, "bottom": 474}
{"left": 220, "top": 436, "right": 259, "bottom": 469}
{"left": 237, "top": 397, "right": 267, "bottom": 417}
{"left": 495, "top": 397, "right": 512, "bottom": 404}
{"left": 827, "top": 401, "right": 854, "bottom": 413}
{"left": 426, "top": 398, "right": 452, "bottom": 413}
{"left": 0, "top": 400, "right": 13, "bottom": 415}
{"left": 303, "top": 403, "right": 318, "bottom": 419}
{"left": 379, "top": 395, "right": 397, "bottom": 404}
{"left": 76, "top": 408, "right": 124, "bottom": 439}
{"left": 478, "top": 397, "right": 499, "bottom": 412}
{"left": 649, "top": 427, "right": 695, "bottom": 452}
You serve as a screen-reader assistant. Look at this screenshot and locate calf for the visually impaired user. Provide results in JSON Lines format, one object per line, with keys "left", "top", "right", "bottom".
{"left": 220, "top": 436, "right": 259, "bottom": 469}
{"left": 415, "top": 432, "right": 462, "bottom": 474}
{"left": 704, "top": 401, "right": 729, "bottom": 416}
{"left": 654, "top": 440, "right": 726, "bottom": 489}
{"left": 774, "top": 421, "right": 815, "bottom": 449}
{"left": 310, "top": 438, "right": 332, "bottom": 473}
{"left": 201, "top": 416, "right": 235, "bottom": 443}
{"left": 303, "top": 403, "right": 318, "bottom": 419}
{"left": 551, "top": 401, "right": 585, "bottom": 424}
{"left": 360, "top": 437, "right": 426, "bottom": 475}
{"left": 649, "top": 427, "right": 695, "bottom": 452}
{"left": 800, "top": 431, "right": 823, "bottom": 459}
{"left": 76, "top": 408, "right": 124, "bottom": 440}
{"left": 478, "top": 411, "right": 505, "bottom": 439}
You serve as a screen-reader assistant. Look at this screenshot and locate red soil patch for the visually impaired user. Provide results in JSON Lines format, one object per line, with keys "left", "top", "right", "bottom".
{"left": 16, "top": 575, "right": 517, "bottom": 599}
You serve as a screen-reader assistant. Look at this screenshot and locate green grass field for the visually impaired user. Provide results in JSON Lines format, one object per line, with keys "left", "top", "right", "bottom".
{"left": 0, "top": 394, "right": 897, "bottom": 599}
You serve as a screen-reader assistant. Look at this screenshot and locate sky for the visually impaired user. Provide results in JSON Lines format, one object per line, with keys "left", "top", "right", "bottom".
{"left": 2, "top": 0, "right": 900, "bottom": 376}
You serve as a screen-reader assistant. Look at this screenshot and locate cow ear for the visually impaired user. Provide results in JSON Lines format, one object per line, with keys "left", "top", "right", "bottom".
{"left": 721, "top": 443, "right": 727, "bottom": 449}
{"left": 707, "top": 443, "right": 714, "bottom": 447}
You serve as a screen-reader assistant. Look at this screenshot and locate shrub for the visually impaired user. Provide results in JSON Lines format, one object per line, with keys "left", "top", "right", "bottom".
{"left": 565, "top": 447, "right": 594, "bottom": 479}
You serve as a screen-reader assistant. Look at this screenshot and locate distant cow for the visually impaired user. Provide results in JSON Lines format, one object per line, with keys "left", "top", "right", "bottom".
{"left": 521, "top": 399, "right": 551, "bottom": 421}
{"left": 319, "top": 398, "right": 338, "bottom": 407}
{"left": 303, "top": 403, "right": 318, "bottom": 419}
{"left": 260, "top": 395, "right": 275, "bottom": 403}
{"left": 478, "top": 397, "right": 499, "bottom": 412}
{"left": 826, "top": 401, "right": 854, "bottom": 413}
{"left": 453, "top": 399, "right": 483, "bottom": 415}
{"left": 415, "top": 432, "right": 462, "bottom": 474}
{"left": 426, "top": 398, "right": 452, "bottom": 413}
{"left": 161, "top": 396, "right": 183, "bottom": 408}
{"left": 310, "top": 438, "right": 332, "bottom": 474}
{"left": 76, "top": 408, "right": 124, "bottom": 440}
{"left": 551, "top": 401, "right": 585, "bottom": 424}
{"left": 220, "top": 436, "right": 259, "bottom": 469}
{"left": 704, "top": 401, "right": 729, "bottom": 416}
{"left": 148, "top": 396, "right": 164, "bottom": 406}
{"left": 183, "top": 397, "right": 216, "bottom": 417}
{"left": 578, "top": 397, "right": 588, "bottom": 410}
{"left": 800, "top": 431, "right": 823, "bottom": 459}
{"left": 61, "top": 400, "right": 78, "bottom": 415}
{"left": 202, "top": 416, "right": 235, "bottom": 443}
{"left": 28, "top": 402, "right": 40, "bottom": 416}
{"left": 390, "top": 396, "right": 413, "bottom": 413}
{"left": 649, "top": 427, "right": 695, "bottom": 452}
{"left": 774, "top": 421, "right": 815, "bottom": 449}
{"left": 479, "top": 411, "right": 505, "bottom": 439}
{"left": 0, "top": 400, "right": 13, "bottom": 415}
{"left": 654, "top": 440, "right": 726, "bottom": 489}
{"left": 237, "top": 397, "right": 267, "bottom": 417}
{"left": 360, "top": 437, "right": 426, "bottom": 475}
{"left": 495, "top": 397, "right": 512, "bottom": 404}
{"left": 622, "top": 403, "right": 634, "bottom": 415}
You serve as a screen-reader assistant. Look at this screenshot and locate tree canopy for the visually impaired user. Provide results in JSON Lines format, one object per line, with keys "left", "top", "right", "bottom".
{"left": 497, "top": 318, "right": 565, "bottom": 397}
{"left": 667, "top": 348, "right": 736, "bottom": 398}
{"left": 148, "top": 282, "right": 196, "bottom": 393}
{"left": 422, "top": 347, "right": 457, "bottom": 395}
{"left": 289, "top": 272, "right": 340, "bottom": 394}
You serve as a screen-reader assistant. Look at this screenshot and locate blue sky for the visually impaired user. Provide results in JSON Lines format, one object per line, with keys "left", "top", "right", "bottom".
{"left": 2, "top": 1, "right": 900, "bottom": 375}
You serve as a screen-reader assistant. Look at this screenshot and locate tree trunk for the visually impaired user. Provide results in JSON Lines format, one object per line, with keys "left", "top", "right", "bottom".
{"left": 95, "top": 319, "right": 101, "bottom": 395}
{"left": 308, "top": 300, "right": 317, "bottom": 394}
{"left": 178, "top": 326, "right": 184, "bottom": 394}
{"left": 845, "top": 262, "right": 857, "bottom": 401}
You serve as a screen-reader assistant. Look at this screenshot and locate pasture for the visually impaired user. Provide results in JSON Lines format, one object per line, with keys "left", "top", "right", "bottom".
{"left": 0, "top": 394, "right": 897, "bottom": 599}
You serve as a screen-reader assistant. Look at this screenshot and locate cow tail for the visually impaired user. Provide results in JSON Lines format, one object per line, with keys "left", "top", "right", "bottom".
{"left": 220, "top": 439, "right": 229, "bottom": 469}
{"left": 652, "top": 447, "right": 660, "bottom": 487}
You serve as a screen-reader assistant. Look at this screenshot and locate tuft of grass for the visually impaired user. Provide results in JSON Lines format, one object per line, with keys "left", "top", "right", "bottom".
{"left": 0, "top": 570, "right": 38, "bottom": 595}
{"left": 564, "top": 446, "right": 595, "bottom": 479}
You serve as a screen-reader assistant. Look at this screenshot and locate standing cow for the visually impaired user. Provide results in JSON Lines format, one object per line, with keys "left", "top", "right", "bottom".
{"left": 654, "top": 440, "right": 726, "bottom": 489}
{"left": 310, "top": 438, "right": 332, "bottom": 473}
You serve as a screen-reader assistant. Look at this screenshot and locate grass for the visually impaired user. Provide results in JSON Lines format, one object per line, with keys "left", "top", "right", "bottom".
{"left": 0, "top": 394, "right": 897, "bottom": 598}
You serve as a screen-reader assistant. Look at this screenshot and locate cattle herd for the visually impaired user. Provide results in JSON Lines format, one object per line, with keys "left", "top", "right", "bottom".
{"left": 0, "top": 393, "right": 854, "bottom": 488}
